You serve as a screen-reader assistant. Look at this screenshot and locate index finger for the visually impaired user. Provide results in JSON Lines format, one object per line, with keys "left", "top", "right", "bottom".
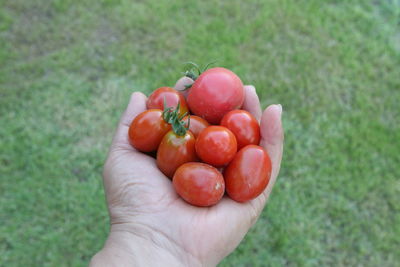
{"left": 174, "top": 76, "right": 194, "bottom": 98}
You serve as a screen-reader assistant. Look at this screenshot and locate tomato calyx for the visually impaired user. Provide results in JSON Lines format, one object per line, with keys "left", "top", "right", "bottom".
{"left": 162, "top": 99, "right": 190, "bottom": 136}
{"left": 183, "top": 61, "right": 216, "bottom": 88}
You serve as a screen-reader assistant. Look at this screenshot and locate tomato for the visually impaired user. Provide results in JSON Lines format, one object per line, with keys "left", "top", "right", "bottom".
{"left": 182, "top": 115, "right": 209, "bottom": 139}
{"left": 147, "top": 87, "right": 189, "bottom": 117}
{"left": 173, "top": 162, "right": 225, "bottom": 207}
{"left": 220, "top": 110, "right": 261, "bottom": 150}
{"left": 157, "top": 131, "right": 197, "bottom": 178}
{"left": 187, "top": 67, "right": 244, "bottom": 124}
{"left": 195, "top": 126, "right": 237, "bottom": 166}
{"left": 224, "top": 145, "right": 272, "bottom": 202}
{"left": 128, "top": 109, "right": 170, "bottom": 152}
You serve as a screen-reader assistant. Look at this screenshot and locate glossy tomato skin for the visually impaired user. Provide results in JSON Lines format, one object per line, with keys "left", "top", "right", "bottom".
{"left": 128, "top": 109, "right": 171, "bottom": 152}
{"left": 195, "top": 126, "right": 237, "bottom": 166}
{"left": 220, "top": 110, "right": 261, "bottom": 150}
{"left": 147, "top": 87, "right": 189, "bottom": 117}
{"left": 157, "top": 131, "right": 197, "bottom": 178}
{"left": 187, "top": 67, "right": 244, "bottom": 124}
{"left": 224, "top": 145, "right": 272, "bottom": 202}
{"left": 182, "top": 115, "right": 209, "bottom": 139}
{"left": 173, "top": 162, "right": 225, "bottom": 207}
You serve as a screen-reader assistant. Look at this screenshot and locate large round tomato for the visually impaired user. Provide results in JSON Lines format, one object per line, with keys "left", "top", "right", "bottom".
{"left": 128, "top": 109, "right": 170, "bottom": 152}
{"left": 182, "top": 115, "right": 209, "bottom": 139}
{"left": 224, "top": 145, "right": 272, "bottom": 202}
{"left": 157, "top": 131, "right": 197, "bottom": 178}
{"left": 147, "top": 87, "right": 189, "bottom": 117}
{"left": 187, "top": 67, "right": 244, "bottom": 124}
{"left": 173, "top": 162, "right": 225, "bottom": 207}
{"left": 220, "top": 110, "right": 260, "bottom": 149}
{"left": 195, "top": 126, "right": 237, "bottom": 166}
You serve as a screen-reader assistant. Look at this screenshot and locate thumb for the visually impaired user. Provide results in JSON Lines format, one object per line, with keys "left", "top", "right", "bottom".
{"left": 110, "top": 92, "right": 147, "bottom": 150}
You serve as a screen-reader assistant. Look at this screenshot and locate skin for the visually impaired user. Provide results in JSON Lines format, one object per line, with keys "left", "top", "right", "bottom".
{"left": 147, "top": 87, "right": 189, "bottom": 117}
{"left": 182, "top": 115, "right": 209, "bottom": 139}
{"left": 187, "top": 67, "right": 245, "bottom": 124}
{"left": 224, "top": 145, "right": 272, "bottom": 202}
{"left": 156, "top": 130, "right": 197, "bottom": 178}
{"left": 128, "top": 109, "right": 171, "bottom": 152}
{"left": 221, "top": 110, "right": 261, "bottom": 149}
{"left": 90, "top": 78, "right": 284, "bottom": 267}
{"left": 173, "top": 162, "right": 225, "bottom": 207}
{"left": 195, "top": 126, "right": 237, "bottom": 167}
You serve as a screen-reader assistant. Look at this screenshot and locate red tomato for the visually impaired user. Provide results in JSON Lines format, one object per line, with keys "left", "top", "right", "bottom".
{"left": 224, "top": 145, "right": 272, "bottom": 202}
{"left": 220, "top": 110, "right": 261, "bottom": 150}
{"left": 128, "top": 109, "right": 170, "bottom": 152}
{"left": 173, "top": 162, "right": 225, "bottom": 207}
{"left": 182, "top": 115, "right": 209, "bottom": 139}
{"left": 157, "top": 131, "right": 197, "bottom": 178}
{"left": 147, "top": 87, "right": 189, "bottom": 117}
{"left": 195, "top": 126, "right": 237, "bottom": 166}
{"left": 187, "top": 67, "right": 245, "bottom": 124}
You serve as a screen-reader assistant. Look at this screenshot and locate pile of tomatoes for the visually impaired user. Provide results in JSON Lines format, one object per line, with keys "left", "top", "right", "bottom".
{"left": 128, "top": 66, "right": 271, "bottom": 207}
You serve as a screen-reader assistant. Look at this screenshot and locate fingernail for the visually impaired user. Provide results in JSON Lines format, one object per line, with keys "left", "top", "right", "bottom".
{"left": 275, "top": 104, "right": 282, "bottom": 116}
{"left": 245, "top": 85, "right": 256, "bottom": 93}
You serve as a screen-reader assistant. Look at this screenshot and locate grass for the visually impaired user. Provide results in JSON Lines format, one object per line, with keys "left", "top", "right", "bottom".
{"left": 1, "top": 0, "right": 399, "bottom": 266}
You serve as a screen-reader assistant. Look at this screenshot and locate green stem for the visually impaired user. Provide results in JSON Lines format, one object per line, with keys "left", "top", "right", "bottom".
{"left": 183, "top": 61, "right": 217, "bottom": 81}
{"left": 162, "top": 101, "right": 189, "bottom": 136}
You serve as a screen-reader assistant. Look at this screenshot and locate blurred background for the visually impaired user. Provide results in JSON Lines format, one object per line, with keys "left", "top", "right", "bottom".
{"left": 1, "top": 0, "right": 399, "bottom": 266}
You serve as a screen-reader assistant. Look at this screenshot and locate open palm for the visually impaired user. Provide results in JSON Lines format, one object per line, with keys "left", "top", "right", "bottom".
{"left": 97, "top": 78, "right": 284, "bottom": 266}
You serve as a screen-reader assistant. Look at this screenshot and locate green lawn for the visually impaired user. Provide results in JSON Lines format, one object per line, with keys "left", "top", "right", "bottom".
{"left": 1, "top": 0, "right": 399, "bottom": 266}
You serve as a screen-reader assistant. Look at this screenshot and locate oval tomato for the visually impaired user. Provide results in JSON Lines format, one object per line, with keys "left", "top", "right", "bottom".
{"left": 224, "top": 145, "right": 272, "bottom": 202}
{"left": 220, "top": 110, "right": 260, "bottom": 149}
{"left": 195, "top": 126, "right": 237, "bottom": 166}
{"left": 128, "top": 109, "right": 170, "bottom": 152}
{"left": 173, "top": 162, "right": 225, "bottom": 207}
{"left": 147, "top": 87, "right": 189, "bottom": 117}
{"left": 187, "top": 67, "right": 244, "bottom": 124}
{"left": 157, "top": 131, "right": 197, "bottom": 178}
{"left": 182, "top": 115, "right": 209, "bottom": 139}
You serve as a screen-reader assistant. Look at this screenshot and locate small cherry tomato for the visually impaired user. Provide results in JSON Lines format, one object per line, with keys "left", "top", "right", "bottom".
{"left": 147, "top": 87, "right": 189, "bottom": 117}
{"left": 128, "top": 109, "right": 170, "bottom": 152}
{"left": 187, "top": 67, "right": 244, "bottom": 124}
{"left": 157, "top": 131, "right": 197, "bottom": 178}
{"left": 220, "top": 110, "right": 261, "bottom": 149}
{"left": 195, "top": 126, "right": 237, "bottom": 166}
{"left": 173, "top": 162, "right": 225, "bottom": 207}
{"left": 224, "top": 145, "right": 272, "bottom": 202}
{"left": 182, "top": 115, "right": 209, "bottom": 139}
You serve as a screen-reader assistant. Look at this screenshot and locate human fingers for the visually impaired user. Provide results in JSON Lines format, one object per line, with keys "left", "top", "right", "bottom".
{"left": 213, "top": 105, "right": 282, "bottom": 230}
{"left": 250, "top": 104, "right": 283, "bottom": 212}
{"left": 260, "top": 104, "right": 284, "bottom": 199}
{"left": 174, "top": 76, "right": 194, "bottom": 98}
{"left": 242, "top": 85, "right": 262, "bottom": 122}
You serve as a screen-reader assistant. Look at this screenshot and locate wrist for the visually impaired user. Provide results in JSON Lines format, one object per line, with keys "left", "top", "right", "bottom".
{"left": 90, "top": 224, "right": 202, "bottom": 267}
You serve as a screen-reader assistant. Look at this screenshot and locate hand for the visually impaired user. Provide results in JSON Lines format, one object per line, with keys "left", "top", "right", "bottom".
{"left": 90, "top": 77, "right": 284, "bottom": 267}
